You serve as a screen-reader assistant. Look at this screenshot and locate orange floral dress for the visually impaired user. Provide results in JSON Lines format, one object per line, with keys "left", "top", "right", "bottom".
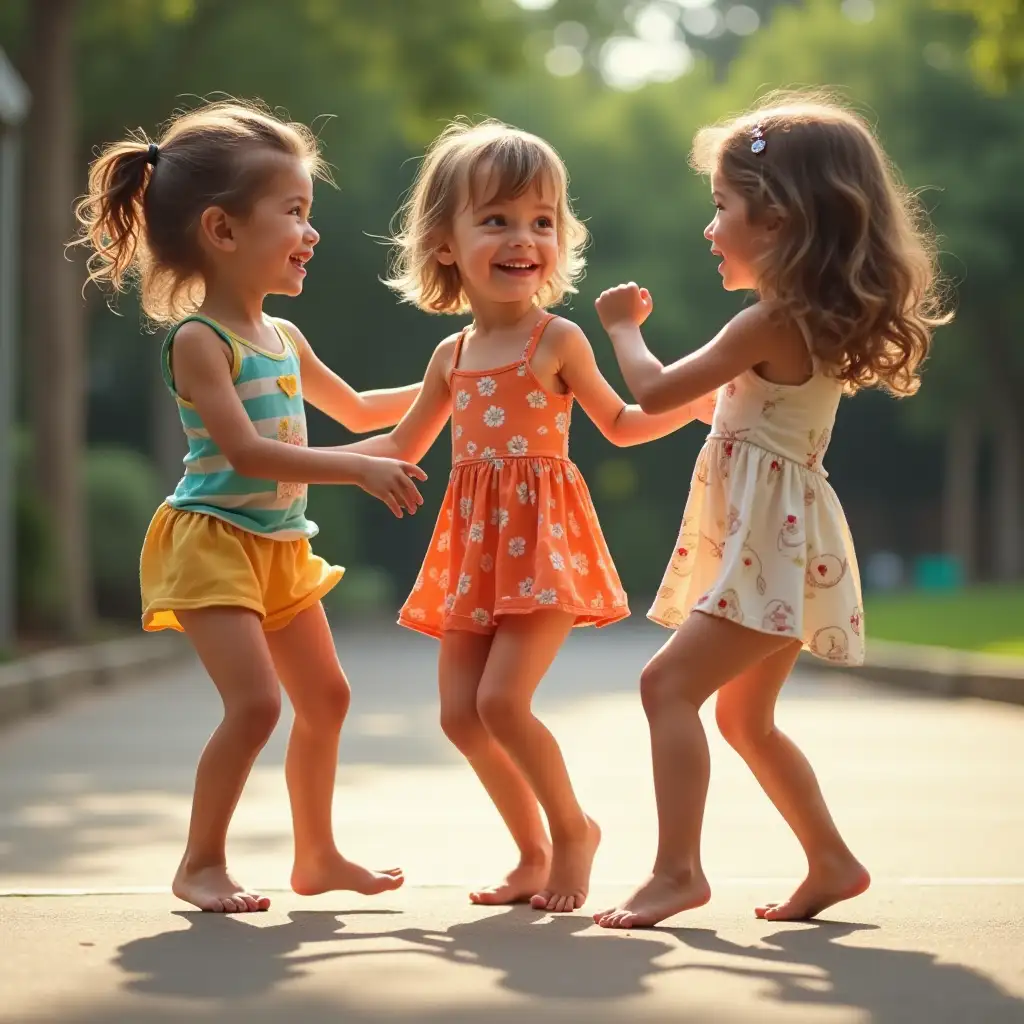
{"left": 399, "top": 313, "right": 629, "bottom": 638}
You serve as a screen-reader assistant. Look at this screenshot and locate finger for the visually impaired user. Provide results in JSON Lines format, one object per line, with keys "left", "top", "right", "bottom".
{"left": 402, "top": 462, "right": 428, "bottom": 482}
{"left": 384, "top": 493, "right": 403, "bottom": 518}
{"left": 401, "top": 479, "right": 424, "bottom": 509}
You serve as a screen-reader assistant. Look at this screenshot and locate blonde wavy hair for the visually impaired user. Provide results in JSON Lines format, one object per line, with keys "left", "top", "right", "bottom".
{"left": 73, "top": 99, "right": 329, "bottom": 325}
{"left": 385, "top": 119, "right": 587, "bottom": 314}
{"left": 692, "top": 89, "right": 951, "bottom": 396}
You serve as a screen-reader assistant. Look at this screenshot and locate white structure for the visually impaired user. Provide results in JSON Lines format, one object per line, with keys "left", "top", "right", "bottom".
{"left": 0, "top": 48, "right": 30, "bottom": 649}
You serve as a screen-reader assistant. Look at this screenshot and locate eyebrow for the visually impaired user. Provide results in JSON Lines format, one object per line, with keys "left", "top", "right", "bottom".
{"left": 284, "top": 194, "right": 311, "bottom": 205}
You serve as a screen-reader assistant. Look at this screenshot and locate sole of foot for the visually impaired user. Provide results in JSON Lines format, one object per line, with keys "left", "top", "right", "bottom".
{"left": 291, "top": 855, "right": 405, "bottom": 897}
{"left": 530, "top": 817, "right": 601, "bottom": 914}
{"left": 470, "top": 857, "right": 551, "bottom": 906}
{"left": 593, "top": 870, "right": 711, "bottom": 929}
{"left": 172, "top": 864, "right": 271, "bottom": 913}
{"left": 755, "top": 860, "right": 871, "bottom": 921}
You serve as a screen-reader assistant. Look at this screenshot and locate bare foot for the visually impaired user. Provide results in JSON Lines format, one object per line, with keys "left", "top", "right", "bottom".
{"left": 530, "top": 817, "right": 601, "bottom": 913}
{"left": 470, "top": 852, "right": 551, "bottom": 905}
{"left": 756, "top": 856, "right": 870, "bottom": 921}
{"left": 172, "top": 862, "right": 271, "bottom": 913}
{"left": 291, "top": 852, "right": 405, "bottom": 897}
{"left": 594, "top": 869, "right": 711, "bottom": 929}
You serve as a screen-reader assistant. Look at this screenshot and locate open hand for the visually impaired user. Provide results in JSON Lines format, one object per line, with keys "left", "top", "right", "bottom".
{"left": 358, "top": 457, "right": 427, "bottom": 518}
{"left": 595, "top": 282, "right": 654, "bottom": 333}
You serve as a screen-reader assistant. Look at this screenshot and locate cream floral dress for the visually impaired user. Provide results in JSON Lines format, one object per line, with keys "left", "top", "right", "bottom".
{"left": 649, "top": 362, "right": 864, "bottom": 665}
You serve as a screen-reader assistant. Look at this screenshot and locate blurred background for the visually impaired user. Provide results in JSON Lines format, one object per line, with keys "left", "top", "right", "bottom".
{"left": 0, "top": 0, "right": 1021, "bottom": 655}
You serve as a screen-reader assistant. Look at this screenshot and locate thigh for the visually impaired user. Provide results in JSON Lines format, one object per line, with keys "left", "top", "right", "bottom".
{"left": 646, "top": 611, "right": 801, "bottom": 711}
{"left": 438, "top": 628, "right": 494, "bottom": 719}
{"left": 177, "top": 607, "right": 280, "bottom": 712}
{"left": 477, "top": 611, "right": 575, "bottom": 709}
{"left": 715, "top": 642, "right": 802, "bottom": 734}
{"left": 265, "top": 602, "right": 349, "bottom": 720}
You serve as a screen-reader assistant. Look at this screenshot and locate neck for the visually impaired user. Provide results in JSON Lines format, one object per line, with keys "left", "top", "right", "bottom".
{"left": 199, "top": 277, "right": 267, "bottom": 336}
{"left": 465, "top": 292, "right": 542, "bottom": 334}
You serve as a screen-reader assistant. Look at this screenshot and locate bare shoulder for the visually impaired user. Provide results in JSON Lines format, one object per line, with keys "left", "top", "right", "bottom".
{"left": 542, "top": 315, "right": 590, "bottom": 360}
{"left": 170, "top": 319, "right": 232, "bottom": 366}
{"left": 271, "top": 316, "right": 311, "bottom": 352}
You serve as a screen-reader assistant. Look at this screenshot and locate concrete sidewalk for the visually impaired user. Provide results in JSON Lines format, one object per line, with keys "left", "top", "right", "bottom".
{"left": 2, "top": 624, "right": 1023, "bottom": 1023}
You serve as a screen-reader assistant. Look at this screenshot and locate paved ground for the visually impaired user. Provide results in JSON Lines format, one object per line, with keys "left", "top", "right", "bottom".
{"left": 1, "top": 621, "right": 1022, "bottom": 1023}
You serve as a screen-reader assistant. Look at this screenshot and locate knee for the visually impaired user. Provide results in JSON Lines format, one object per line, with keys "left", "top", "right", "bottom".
{"left": 714, "top": 697, "right": 769, "bottom": 754}
{"left": 300, "top": 672, "right": 352, "bottom": 729}
{"left": 440, "top": 702, "right": 488, "bottom": 755}
{"left": 639, "top": 658, "right": 676, "bottom": 719}
{"left": 227, "top": 691, "right": 281, "bottom": 746}
{"left": 476, "top": 688, "right": 528, "bottom": 741}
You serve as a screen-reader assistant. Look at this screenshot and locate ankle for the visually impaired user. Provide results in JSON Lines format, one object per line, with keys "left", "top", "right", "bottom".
{"left": 651, "top": 861, "right": 705, "bottom": 886}
{"left": 549, "top": 813, "right": 591, "bottom": 844}
{"left": 517, "top": 842, "right": 552, "bottom": 866}
{"left": 178, "top": 852, "right": 228, "bottom": 875}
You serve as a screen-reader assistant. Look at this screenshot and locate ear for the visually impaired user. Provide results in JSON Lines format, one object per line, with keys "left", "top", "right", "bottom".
{"left": 434, "top": 239, "right": 457, "bottom": 266}
{"left": 199, "top": 206, "right": 237, "bottom": 253}
{"left": 761, "top": 206, "right": 785, "bottom": 233}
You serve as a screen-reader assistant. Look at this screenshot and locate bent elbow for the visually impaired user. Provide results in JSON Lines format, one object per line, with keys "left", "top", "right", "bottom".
{"left": 638, "top": 391, "right": 673, "bottom": 416}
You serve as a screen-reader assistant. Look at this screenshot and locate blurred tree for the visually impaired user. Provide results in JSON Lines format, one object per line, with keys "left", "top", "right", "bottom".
{"left": 938, "top": 0, "right": 1024, "bottom": 90}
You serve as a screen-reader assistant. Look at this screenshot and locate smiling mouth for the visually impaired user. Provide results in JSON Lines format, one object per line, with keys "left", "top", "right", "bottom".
{"left": 290, "top": 253, "right": 311, "bottom": 271}
{"left": 495, "top": 261, "right": 539, "bottom": 276}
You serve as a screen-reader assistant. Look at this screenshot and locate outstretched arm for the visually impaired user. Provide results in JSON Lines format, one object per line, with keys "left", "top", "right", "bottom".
{"left": 340, "top": 336, "right": 456, "bottom": 464}
{"left": 172, "top": 321, "right": 426, "bottom": 517}
{"left": 282, "top": 318, "right": 422, "bottom": 432}
{"left": 595, "top": 283, "right": 772, "bottom": 416}
{"left": 552, "top": 318, "right": 710, "bottom": 447}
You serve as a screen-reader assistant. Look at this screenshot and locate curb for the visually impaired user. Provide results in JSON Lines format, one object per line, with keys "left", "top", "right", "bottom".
{"left": 803, "top": 639, "right": 1024, "bottom": 708}
{"left": 0, "top": 633, "right": 193, "bottom": 728}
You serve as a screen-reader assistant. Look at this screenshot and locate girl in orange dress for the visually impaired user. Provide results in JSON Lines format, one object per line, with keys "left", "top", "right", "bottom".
{"left": 347, "top": 120, "right": 715, "bottom": 913}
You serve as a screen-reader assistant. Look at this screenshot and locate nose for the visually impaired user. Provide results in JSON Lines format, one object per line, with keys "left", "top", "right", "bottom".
{"left": 306, "top": 222, "right": 320, "bottom": 247}
{"left": 704, "top": 220, "right": 714, "bottom": 242}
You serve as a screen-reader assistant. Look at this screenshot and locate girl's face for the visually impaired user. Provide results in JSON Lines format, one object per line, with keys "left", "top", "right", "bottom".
{"left": 704, "top": 167, "right": 774, "bottom": 292}
{"left": 204, "top": 155, "right": 320, "bottom": 298}
{"left": 437, "top": 167, "right": 560, "bottom": 310}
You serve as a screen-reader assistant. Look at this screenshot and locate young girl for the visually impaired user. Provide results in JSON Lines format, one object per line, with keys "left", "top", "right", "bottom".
{"left": 591, "top": 92, "right": 949, "bottom": 929}
{"left": 75, "top": 100, "right": 428, "bottom": 913}
{"left": 345, "top": 119, "right": 716, "bottom": 913}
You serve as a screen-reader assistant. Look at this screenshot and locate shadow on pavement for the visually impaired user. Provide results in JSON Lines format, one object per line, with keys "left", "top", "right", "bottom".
{"left": 105, "top": 907, "right": 1024, "bottom": 1023}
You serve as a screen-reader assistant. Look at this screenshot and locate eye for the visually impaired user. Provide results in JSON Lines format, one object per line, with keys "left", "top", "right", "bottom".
{"left": 536, "top": 216, "right": 554, "bottom": 230}
{"left": 482, "top": 214, "right": 506, "bottom": 227}
{"left": 289, "top": 206, "right": 303, "bottom": 217}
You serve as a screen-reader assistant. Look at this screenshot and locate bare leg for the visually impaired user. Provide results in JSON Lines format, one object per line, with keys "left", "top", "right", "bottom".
{"left": 265, "top": 603, "right": 404, "bottom": 897}
{"left": 475, "top": 612, "right": 600, "bottom": 913}
{"left": 173, "top": 608, "right": 280, "bottom": 913}
{"left": 439, "top": 629, "right": 551, "bottom": 905}
{"left": 596, "top": 613, "right": 795, "bottom": 929}
{"left": 714, "top": 645, "right": 869, "bottom": 920}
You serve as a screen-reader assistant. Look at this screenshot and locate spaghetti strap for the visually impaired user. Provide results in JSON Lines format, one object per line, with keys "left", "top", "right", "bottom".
{"left": 448, "top": 327, "right": 470, "bottom": 384}
{"left": 521, "top": 312, "right": 556, "bottom": 364}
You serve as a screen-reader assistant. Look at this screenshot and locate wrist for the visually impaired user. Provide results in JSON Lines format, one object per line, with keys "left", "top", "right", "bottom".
{"left": 605, "top": 321, "right": 640, "bottom": 343}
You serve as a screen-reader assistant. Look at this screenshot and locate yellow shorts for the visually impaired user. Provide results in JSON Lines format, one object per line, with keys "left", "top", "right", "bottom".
{"left": 140, "top": 504, "right": 344, "bottom": 633}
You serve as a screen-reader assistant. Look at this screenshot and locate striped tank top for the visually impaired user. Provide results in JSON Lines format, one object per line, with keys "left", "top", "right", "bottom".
{"left": 161, "top": 314, "right": 316, "bottom": 540}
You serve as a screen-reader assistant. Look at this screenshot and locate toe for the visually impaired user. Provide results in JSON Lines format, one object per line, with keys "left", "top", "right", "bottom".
{"left": 239, "top": 895, "right": 260, "bottom": 912}
{"left": 255, "top": 894, "right": 271, "bottom": 911}
{"left": 530, "top": 891, "right": 551, "bottom": 910}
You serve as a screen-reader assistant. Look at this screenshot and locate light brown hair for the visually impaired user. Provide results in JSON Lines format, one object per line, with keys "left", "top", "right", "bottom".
{"left": 73, "top": 99, "right": 329, "bottom": 325}
{"left": 692, "top": 89, "right": 951, "bottom": 396}
{"left": 385, "top": 118, "right": 587, "bottom": 314}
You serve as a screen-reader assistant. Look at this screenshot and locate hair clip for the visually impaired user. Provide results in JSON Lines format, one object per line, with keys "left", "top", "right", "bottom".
{"left": 750, "top": 123, "right": 766, "bottom": 155}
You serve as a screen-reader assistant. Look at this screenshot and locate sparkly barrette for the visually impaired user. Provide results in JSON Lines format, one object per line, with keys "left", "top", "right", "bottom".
{"left": 750, "top": 123, "right": 766, "bottom": 154}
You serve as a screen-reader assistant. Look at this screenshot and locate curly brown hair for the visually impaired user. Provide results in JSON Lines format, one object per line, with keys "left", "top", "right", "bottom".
{"left": 384, "top": 118, "right": 587, "bottom": 315}
{"left": 692, "top": 89, "right": 951, "bottom": 396}
{"left": 73, "top": 98, "right": 329, "bottom": 325}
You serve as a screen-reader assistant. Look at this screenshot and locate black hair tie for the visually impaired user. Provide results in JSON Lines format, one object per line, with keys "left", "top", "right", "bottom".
{"left": 146, "top": 142, "right": 159, "bottom": 166}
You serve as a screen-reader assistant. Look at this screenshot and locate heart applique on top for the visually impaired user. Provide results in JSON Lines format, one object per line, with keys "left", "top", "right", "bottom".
{"left": 277, "top": 374, "right": 298, "bottom": 398}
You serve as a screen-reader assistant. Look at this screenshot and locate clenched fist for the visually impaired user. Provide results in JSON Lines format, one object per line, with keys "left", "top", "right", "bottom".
{"left": 595, "top": 282, "right": 654, "bottom": 333}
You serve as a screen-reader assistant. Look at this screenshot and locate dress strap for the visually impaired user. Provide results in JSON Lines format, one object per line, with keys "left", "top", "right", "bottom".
{"left": 447, "top": 326, "right": 471, "bottom": 385}
{"left": 520, "top": 312, "right": 557, "bottom": 364}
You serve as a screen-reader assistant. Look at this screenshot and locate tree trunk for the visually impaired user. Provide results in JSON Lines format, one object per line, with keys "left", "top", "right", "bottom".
{"left": 23, "top": 0, "right": 94, "bottom": 638}
{"left": 990, "top": 396, "right": 1023, "bottom": 581}
{"left": 942, "top": 408, "right": 979, "bottom": 584}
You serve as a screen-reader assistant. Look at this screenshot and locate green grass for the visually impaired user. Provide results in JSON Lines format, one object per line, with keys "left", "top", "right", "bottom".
{"left": 865, "top": 585, "right": 1024, "bottom": 656}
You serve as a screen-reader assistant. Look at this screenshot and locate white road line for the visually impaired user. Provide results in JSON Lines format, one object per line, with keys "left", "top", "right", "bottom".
{"left": 3, "top": 878, "right": 1024, "bottom": 897}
